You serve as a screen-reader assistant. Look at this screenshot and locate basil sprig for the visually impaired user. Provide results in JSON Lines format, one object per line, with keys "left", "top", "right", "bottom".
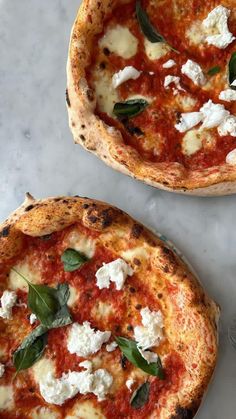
{"left": 130, "top": 382, "right": 150, "bottom": 409}
{"left": 136, "top": 0, "right": 178, "bottom": 53}
{"left": 13, "top": 325, "right": 48, "bottom": 374}
{"left": 229, "top": 52, "right": 236, "bottom": 90}
{"left": 61, "top": 248, "right": 89, "bottom": 272}
{"left": 207, "top": 66, "right": 221, "bottom": 76}
{"left": 115, "top": 336, "right": 164, "bottom": 378}
{"left": 113, "top": 99, "right": 148, "bottom": 119}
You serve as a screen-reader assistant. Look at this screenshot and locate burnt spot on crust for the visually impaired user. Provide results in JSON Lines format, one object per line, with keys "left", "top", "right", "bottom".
{"left": 83, "top": 205, "right": 118, "bottom": 230}
{"left": 25, "top": 204, "right": 34, "bottom": 212}
{"left": 80, "top": 134, "right": 86, "bottom": 142}
{"left": 171, "top": 406, "right": 195, "bottom": 419}
{"left": 0, "top": 226, "right": 10, "bottom": 237}
{"left": 65, "top": 89, "right": 71, "bottom": 107}
{"left": 130, "top": 223, "right": 143, "bottom": 239}
{"left": 103, "top": 47, "right": 110, "bottom": 56}
{"left": 86, "top": 88, "right": 95, "bottom": 102}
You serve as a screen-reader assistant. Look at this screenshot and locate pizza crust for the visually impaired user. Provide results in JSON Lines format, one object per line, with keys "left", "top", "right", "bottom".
{"left": 0, "top": 195, "right": 219, "bottom": 418}
{"left": 66, "top": 0, "right": 236, "bottom": 196}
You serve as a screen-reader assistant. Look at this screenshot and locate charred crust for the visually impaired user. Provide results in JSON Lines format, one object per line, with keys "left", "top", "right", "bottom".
{"left": 86, "top": 88, "right": 94, "bottom": 102}
{"left": 171, "top": 406, "right": 195, "bottom": 419}
{"left": 65, "top": 89, "right": 71, "bottom": 107}
{"left": 83, "top": 206, "right": 117, "bottom": 230}
{"left": 103, "top": 47, "right": 110, "bottom": 56}
{"left": 25, "top": 204, "right": 34, "bottom": 212}
{"left": 0, "top": 226, "right": 10, "bottom": 237}
{"left": 80, "top": 134, "right": 86, "bottom": 141}
{"left": 130, "top": 223, "right": 143, "bottom": 239}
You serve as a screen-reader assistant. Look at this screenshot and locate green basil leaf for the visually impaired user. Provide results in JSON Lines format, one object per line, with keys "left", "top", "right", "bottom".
{"left": 56, "top": 283, "right": 71, "bottom": 306}
{"left": 207, "top": 66, "right": 221, "bottom": 76}
{"left": 13, "top": 326, "right": 48, "bottom": 373}
{"left": 49, "top": 304, "right": 72, "bottom": 329}
{"left": 136, "top": 0, "right": 178, "bottom": 53}
{"left": 113, "top": 99, "right": 148, "bottom": 119}
{"left": 115, "top": 336, "right": 164, "bottom": 378}
{"left": 61, "top": 248, "right": 89, "bottom": 272}
{"left": 130, "top": 382, "right": 150, "bottom": 409}
{"left": 229, "top": 52, "right": 236, "bottom": 90}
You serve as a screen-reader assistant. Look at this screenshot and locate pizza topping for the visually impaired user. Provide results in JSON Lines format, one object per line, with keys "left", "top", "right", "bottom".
{"left": 133, "top": 307, "right": 164, "bottom": 350}
{"left": 95, "top": 258, "right": 133, "bottom": 290}
{"left": 181, "top": 59, "right": 206, "bottom": 86}
{"left": 0, "top": 385, "right": 14, "bottom": 410}
{"left": 106, "top": 341, "right": 118, "bottom": 352}
{"left": 130, "top": 382, "right": 150, "bottom": 410}
{"left": 29, "top": 313, "right": 37, "bottom": 325}
{"left": 39, "top": 361, "right": 113, "bottom": 405}
{"left": 61, "top": 248, "right": 89, "bottom": 272}
{"left": 229, "top": 52, "right": 236, "bottom": 88}
{"left": 67, "top": 321, "right": 111, "bottom": 357}
{"left": 138, "top": 348, "right": 158, "bottom": 364}
{"left": 112, "top": 66, "right": 141, "bottom": 88}
{"left": 115, "top": 336, "right": 164, "bottom": 378}
{"left": 219, "top": 89, "right": 236, "bottom": 102}
{"left": 207, "top": 66, "right": 221, "bottom": 76}
{"left": 226, "top": 148, "right": 236, "bottom": 164}
{"left": 126, "top": 378, "right": 135, "bottom": 391}
{"left": 164, "top": 75, "right": 184, "bottom": 93}
{"left": 175, "top": 112, "right": 203, "bottom": 133}
{"left": 162, "top": 59, "right": 176, "bottom": 69}
{"left": 0, "top": 364, "right": 5, "bottom": 378}
{"left": 200, "top": 100, "right": 230, "bottom": 129}
{"left": 113, "top": 99, "right": 149, "bottom": 119}
{"left": 182, "top": 130, "right": 203, "bottom": 156}
{"left": 99, "top": 25, "right": 138, "bottom": 59}
{"left": 218, "top": 115, "right": 236, "bottom": 137}
{"left": 0, "top": 290, "right": 17, "bottom": 319}
{"left": 202, "top": 6, "right": 235, "bottom": 49}
{"left": 94, "top": 71, "right": 119, "bottom": 116}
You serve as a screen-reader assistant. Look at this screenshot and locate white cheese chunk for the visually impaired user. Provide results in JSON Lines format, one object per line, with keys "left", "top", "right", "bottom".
{"left": 138, "top": 348, "right": 158, "bottom": 364}
{"left": 219, "top": 89, "right": 236, "bottom": 102}
{"left": 67, "top": 322, "right": 111, "bottom": 357}
{"left": 32, "top": 357, "right": 55, "bottom": 384}
{"left": 95, "top": 258, "right": 133, "bottom": 291}
{"left": 0, "top": 290, "right": 17, "bottom": 319}
{"left": 218, "top": 115, "right": 236, "bottom": 137}
{"left": 0, "top": 364, "right": 5, "bottom": 378}
{"left": 112, "top": 66, "right": 141, "bottom": 88}
{"left": 106, "top": 341, "right": 118, "bottom": 352}
{"left": 134, "top": 307, "right": 164, "bottom": 350}
{"left": 30, "top": 313, "right": 37, "bottom": 325}
{"left": 175, "top": 112, "right": 203, "bottom": 133}
{"left": 144, "top": 39, "right": 169, "bottom": 60}
{"left": 126, "top": 378, "right": 135, "bottom": 391}
{"left": 200, "top": 100, "right": 230, "bottom": 128}
{"left": 0, "top": 385, "right": 14, "bottom": 410}
{"left": 164, "top": 75, "right": 183, "bottom": 92}
{"left": 162, "top": 59, "right": 176, "bottom": 69}
{"left": 226, "top": 149, "right": 236, "bottom": 164}
{"left": 99, "top": 25, "right": 138, "bottom": 59}
{"left": 39, "top": 363, "right": 113, "bottom": 405}
{"left": 181, "top": 59, "right": 206, "bottom": 86}
{"left": 231, "top": 80, "right": 236, "bottom": 88}
{"left": 202, "top": 6, "right": 235, "bottom": 49}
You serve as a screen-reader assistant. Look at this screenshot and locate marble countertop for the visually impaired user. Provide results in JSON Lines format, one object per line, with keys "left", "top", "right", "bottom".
{"left": 0, "top": 1, "right": 236, "bottom": 417}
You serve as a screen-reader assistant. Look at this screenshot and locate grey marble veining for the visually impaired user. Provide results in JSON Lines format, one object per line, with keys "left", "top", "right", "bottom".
{"left": 0, "top": 1, "right": 236, "bottom": 417}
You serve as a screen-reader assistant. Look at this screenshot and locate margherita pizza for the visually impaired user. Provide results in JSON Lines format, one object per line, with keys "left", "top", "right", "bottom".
{"left": 67, "top": 0, "right": 236, "bottom": 195}
{"left": 0, "top": 195, "right": 219, "bottom": 418}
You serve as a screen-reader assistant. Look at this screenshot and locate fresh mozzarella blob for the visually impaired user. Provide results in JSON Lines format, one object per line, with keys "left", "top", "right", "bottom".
{"left": 29, "top": 313, "right": 37, "bottom": 325}
{"left": 181, "top": 59, "right": 206, "bottom": 86}
{"left": 99, "top": 25, "right": 138, "bottom": 58}
{"left": 126, "top": 378, "right": 135, "bottom": 391}
{"left": 0, "top": 385, "right": 14, "bottom": 410}
{"left": 112, "top": 66, "right": 141, "bottom": 88}
{"left": 202, "top": 6, "right": 235, "bottom": 49}
{"left": 93, "top": 71, "right": 119, "bottom": 116}
{"left": 106, "top": 341, "right": 118, "bottom": 352}
{"left": 144, "top": 39, "right": 169, "bottom": 60}
{"left": 226, "top": 149, "right": 236, "bottom": 165}
{"left": 67, "top": 322, "right": 111, "bottom": 357}
{"left": 181, "top": 130, "right": 203, "bottom": 155}
{"left": 162, "top": 59, "right": 176, "bottom": 68}
{"left": 0, "top": 290, "right": 17, "bottom": 319}
{"left": 65, "top": 401, "right": 106, "bottom": 419}
{"left": 138, "top": 348, "right": 158, "bottom": 364}
{"left": 67, "top": 285, "right": 78, "bottom": 307}
{"left": 66, "top": 230, "right": 96, "bottom": 258}
{"left": 175, "top": 112, "right": 203, "bottom": 133}
{"left": 32, "top": 357, "right": 55, "bottom": 384}
{"left": 95, "top": 258, "right": 133, "bottom": 290}
{"left": 31, "top": 407, "right": 59, "bottom": 419}
{"left": 164, "top": 75, "right": 183, "bottom": 91}
{"left": 200, "top": 100, "right": 229, "bottom": 128}
{"left": 219, "top": 89, "right": 236, "bottom": 102}
{"left": 134, "top": 307, "right": 164, "bottom": 350}
{"left": 218, "top": 115, "right": 236, "bottom": 137}
{"left": 9, "top": 261, "right": 41, "bottom": 291}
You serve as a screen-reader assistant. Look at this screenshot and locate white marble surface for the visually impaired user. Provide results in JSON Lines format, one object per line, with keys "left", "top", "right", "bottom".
{"left": 0, "top": 1, "right": 236, "bottom": 417}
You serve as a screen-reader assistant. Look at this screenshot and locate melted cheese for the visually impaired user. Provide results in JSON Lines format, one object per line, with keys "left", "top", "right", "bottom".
{"left": 121, "top": 246, "right": 148, "bottom": 261}
{"left": 8, "top": 261, "right": 41, "bottom": 291}
{"left": 144, "top": 39, "right": 170, "bottom": 60}
{"left": 32, "top": 357, "right": 55, "bottom": 384}
{"left": 93, "top": 301, "right": 113, "bottom": 319}
{"left": 67, "top": 285, "right": 78, "bottom": 307}
{"left": 65, "top": 400, "right": 105, "bottom": 419}
{"left": 93, "top": 70, "right": 119, "bottom": 116}
{"left": 0, "top": 385, "right": 14, "bottom": 410}
{"left": 176, "top": 95, "right": 197, "bottom": 111}
{"left": 182, "top": 129, "right": 203, "bottom": 155}
{"left": 99, "top": 25, "right": 138, "bottom": 58}
{"left": 66, "top": 231, "right": 96, "bottom": 258}
{"left": 31, "top": 407, "right": 59, "bottom": 419}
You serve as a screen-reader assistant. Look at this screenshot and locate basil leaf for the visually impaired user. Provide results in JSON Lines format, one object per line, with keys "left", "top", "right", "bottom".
{"left": 136, "top": 0, "right": 178, "bottom": 53}
{"left": 13, "top": 325, "right": 48, "bottom": 373}
{"left": 56, "top": 283, "right": 71, "bottom": 306}
{"left": 115, "top": 337, "right": 164, "bottom": 378}
{"left": 61, "top": 248, "right": 89, "bottom": 272}
{"left": 130, "top": 382, "right": 150, "bottom": 409}
{"left": 207, "top": 66, "right": 221, "bottom": 76}
{"left": 113, "top": 99, "right": 148, "bottom": 119}
{"left": 49, "top": 304, "right": 72, "bottom": 329}
{"left": 229, "top": 52, "right": 236, "bottom": 90}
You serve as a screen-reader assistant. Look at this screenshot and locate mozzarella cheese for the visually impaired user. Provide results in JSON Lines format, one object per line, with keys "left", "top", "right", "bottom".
{"left": 65, "top": 401, "right": 105, "bottom": 419}
{"left": 181, "top": 59, "right": 206, "bottom": 86}
{"left": 226, "top": 149, "right": 236, "bottom": 164}
{"left": 99, "top": 25, "right": 138, "bottom": 58}
{"left": 202, "top": 6, "right": 235, "bottom": 49}
{"left": 39, "top": 363, "right": 113, "bottom": 405}
{"left": 0, "top": 364, "right": 4, "bottom": 378}
{"left": 175, "top": 112, "right": 203, "bottom": 133}
{"left": 29, "top": 313, "right": 37, "bottom": 325}
{"left": 219, "top": 89, "right": 236, "bottom": 102}
{"left": 67, "top": 322, "right": 111, "bottom": 357}
{"left": 32, "top": 357, "right": 55, "bottom": 384}
{"left": 67, "top": 285, "right": 78, "bottom": 308}
{"left": 112, "top": 66, "right": 141, "bottom": 88}
{"left": 134, "top": 307, "right": 164, "bottom": 350}
{"left": 218, "top": 115, "right": 236, "bottom": 137}
{"left": 95, "top": 258, "right": 133, "bottom": 290}
{"left": 176, "top": 95, "right": 197, "bottom": 112}
{"left": 66, "top": 231, "right": 95, "bottom": 258}
{"left": 121, "top": 246, "right": 148, "bottom": 262}
{"left": 138, "top": 348, "right": 158, "bottom": 364}
{"left": 94, "top": 71, "right": 119, "bottom": 116}
{"left": 162, "top": 59, "right": 176, "bottom": 68}
{"left": 0, "top": 385, "right": 14, "bottom": 410}
{"left": 144, "top": 39, "right": 169, "bottom": 60}
{"left": 126, "top": 378, "right": 135, "bottom": 391}
{"left": 164, "top": 75, "right": 183, "bottom": 92}
{"left": 0, "top": 290, "right": 17, "bottom": 319}
{"left": 106, "top": 341, "right": 118, "bottom": 352}
{"left": 9, "top": 262, "right": 41, "bottom": 291}
{"left": 182, "top": 129, "right": 203, "bottom": 155}
{"left": 200, "top": 100, "right": 230, "bottom": 129}
{"left": 31, "top": 407, "right": 59, "bottom": 419}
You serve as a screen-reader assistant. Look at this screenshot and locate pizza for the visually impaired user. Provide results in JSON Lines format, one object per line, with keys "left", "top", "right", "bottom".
{"left": 67, "top": 0, "right": 236, "bottom": 195}
{"left": 0, "top": 194, "right": 219, "bottom": 418}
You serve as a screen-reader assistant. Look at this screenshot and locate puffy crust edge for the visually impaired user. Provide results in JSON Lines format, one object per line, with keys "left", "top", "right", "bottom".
{"left": 66, "top": 0, "right": 236, "bottom": 196}
{"left": 0, "top": 195, "right": 219, "bottom": 417}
